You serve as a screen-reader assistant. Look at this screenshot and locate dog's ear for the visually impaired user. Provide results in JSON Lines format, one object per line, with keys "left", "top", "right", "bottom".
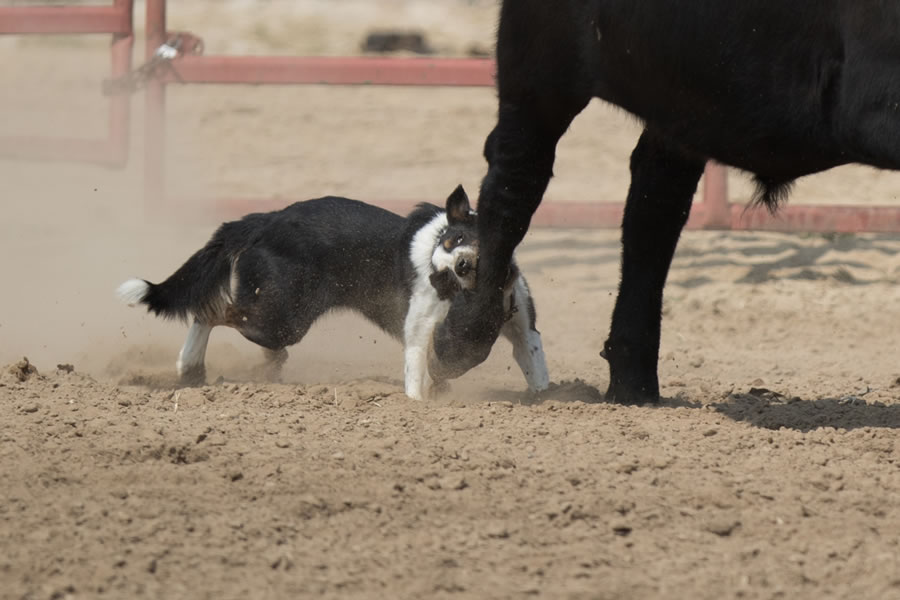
{"left": 445, "top": 185, "right": 474, "bottom": 225}
{"left": 429, "top": 269, "right": 462, "bottom": 301}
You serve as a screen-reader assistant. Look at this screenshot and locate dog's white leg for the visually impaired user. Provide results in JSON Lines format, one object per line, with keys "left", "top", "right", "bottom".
{"left": 176, "top": 320, "right": 213, "bottom": 385}
{"left": 403, "top": 294, "right": 444, "bottom": 401}
{"left": 403, "top": 295, "right": 430, "bottom": 401}
{"left": 403, "top": 349, "right": 431, "bottom": 401}
{"left": 502, "top": 279, "right": 550, "bottom": 393}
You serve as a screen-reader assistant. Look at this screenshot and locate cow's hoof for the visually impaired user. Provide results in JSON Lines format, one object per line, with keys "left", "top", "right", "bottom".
{"left": 605, "top": 380, "right": 660, "bottom": 405}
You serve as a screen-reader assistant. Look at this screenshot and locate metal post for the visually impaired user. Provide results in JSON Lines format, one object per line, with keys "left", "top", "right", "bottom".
{"left": 144, "top": 0, "right": 167, "bottom": 212}
{"left": 701, "top": 161, "right": 731, "bottom": 229}
{"left": 107, "top": 32, "right": 133, "bottom": 166}
{"left": 107, "top": 0, "right": 134, "bottom": 166}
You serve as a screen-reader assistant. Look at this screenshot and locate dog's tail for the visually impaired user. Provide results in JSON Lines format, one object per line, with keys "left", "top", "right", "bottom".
{"left": 117, "top": 240, "right": 235, "bottom": 324}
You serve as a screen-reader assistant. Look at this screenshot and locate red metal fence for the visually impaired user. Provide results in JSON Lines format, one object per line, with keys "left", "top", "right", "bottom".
{"left": 4, "top": 0, "right": 900, "bottom": 232}
{"left": 0, "top": 0, "right": 133, "bottom": 166}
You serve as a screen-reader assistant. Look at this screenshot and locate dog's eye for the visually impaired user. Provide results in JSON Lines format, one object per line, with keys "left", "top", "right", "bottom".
{"left": 455, "top": 234, "right": 464, "bottom": 245}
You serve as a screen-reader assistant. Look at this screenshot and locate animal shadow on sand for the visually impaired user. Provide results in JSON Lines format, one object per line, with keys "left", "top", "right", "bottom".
{"left": 496, "top": 381, "right": 900, "bottom": 433}
{"left": 485, "top": 380, "right": 701, "bottom": 409}
{"left": 713, "top": 386, "right": 900, "bottom": 432}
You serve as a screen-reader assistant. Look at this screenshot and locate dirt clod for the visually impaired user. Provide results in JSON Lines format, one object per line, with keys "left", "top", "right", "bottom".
{"left": 8, "top": 358, "right": 37, "bottom": 382}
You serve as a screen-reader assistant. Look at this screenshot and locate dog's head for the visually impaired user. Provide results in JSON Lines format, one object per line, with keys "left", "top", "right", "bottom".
{"left": 429, "top": 185, "right": 479, "bottom": 301}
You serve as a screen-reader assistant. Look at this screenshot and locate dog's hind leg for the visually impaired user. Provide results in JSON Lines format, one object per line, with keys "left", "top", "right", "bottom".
{"left": 258, "top": 347, "right": 288, "bottom": 383}
{"left": 176, "top": 320, "right": 213, "bottom": 386}
{"left": 501, "top": 279, "right": 550, "bottom": 393}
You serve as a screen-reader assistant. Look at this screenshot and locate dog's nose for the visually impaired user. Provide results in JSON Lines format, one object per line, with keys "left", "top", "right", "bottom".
{"left": 455, "top": 257, "right": 472, "bottom": 277}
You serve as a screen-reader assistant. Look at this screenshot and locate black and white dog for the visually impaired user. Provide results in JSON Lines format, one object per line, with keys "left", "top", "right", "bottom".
{"left": 117, "top": 186, "right": 549, "bottom": 400}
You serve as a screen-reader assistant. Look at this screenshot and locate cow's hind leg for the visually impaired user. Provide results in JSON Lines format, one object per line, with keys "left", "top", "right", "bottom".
{"left": 604, "top": 131, "right": 705, "bottom": 404}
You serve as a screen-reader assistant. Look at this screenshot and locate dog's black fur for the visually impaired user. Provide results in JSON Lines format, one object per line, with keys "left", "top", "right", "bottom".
{"left": 431, "top": 0, "right": 900, "bottom": 403}
{"left": 145, "top": 197, "right": 433, "bottom": 345}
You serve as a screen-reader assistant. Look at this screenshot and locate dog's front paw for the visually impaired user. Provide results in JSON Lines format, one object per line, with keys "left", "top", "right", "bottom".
{"left": 178, "top": 365, "right": 207, "bottom": 387}
{"left": 404, "top": 382, "right": 424, "bottom": 401}
{"left": 405, "top": 374, "right": 450, "bottom": 401}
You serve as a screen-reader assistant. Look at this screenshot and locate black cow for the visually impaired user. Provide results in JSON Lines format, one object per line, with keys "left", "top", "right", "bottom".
{"left": 429, "top": 0, "right": 897, "bottom": 403}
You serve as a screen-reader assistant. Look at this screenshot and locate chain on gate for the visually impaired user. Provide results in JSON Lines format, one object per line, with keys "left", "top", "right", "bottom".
{"left": 102, "top": 33, "right": 204, "bottom": 96}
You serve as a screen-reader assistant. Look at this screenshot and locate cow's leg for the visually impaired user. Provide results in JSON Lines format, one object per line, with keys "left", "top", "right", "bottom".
{"left": 604, "top": 131, "right": 705, "bottom": 404}
{"left": 431, "top": 2, "right": 592, "bottom": 379}
{"left": 429, "top": 99, "right": 586, "bottom": 380}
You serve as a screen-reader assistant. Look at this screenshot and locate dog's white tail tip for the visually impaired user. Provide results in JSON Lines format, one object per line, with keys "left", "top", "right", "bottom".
{"left": 117, "top": 279, "right": 149, "bottom": 307}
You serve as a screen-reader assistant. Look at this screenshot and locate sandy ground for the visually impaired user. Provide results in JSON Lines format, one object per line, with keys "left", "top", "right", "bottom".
{"left": 3, "top": 2, "right": 900, "bottom": 599}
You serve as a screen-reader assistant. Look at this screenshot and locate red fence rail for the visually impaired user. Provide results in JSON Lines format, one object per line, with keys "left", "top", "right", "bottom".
{"left": 165, "top": 55, "right": 497, "bottom": 86}
{"left": 5, "top": 0, "right": 900, "bottom": 232}
{"left": 0, "top": 0, "right": 133, "bottom": 167}
{"left": 0, "top": 3, "right": 131, "bottom": 35}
